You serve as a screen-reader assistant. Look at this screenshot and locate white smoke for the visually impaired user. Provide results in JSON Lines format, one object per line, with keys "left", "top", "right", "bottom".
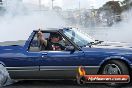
{"left": 86, "top": 9, "right": 132, "bottom": 43}
{"left": 110, "top": 9, "right": 132, "bottom": 43}
{"left": 0, "top": 0, "right": 66, "bottom": 42}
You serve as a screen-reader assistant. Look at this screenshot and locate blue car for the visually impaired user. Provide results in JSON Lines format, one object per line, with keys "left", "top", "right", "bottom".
{"left": 0, "top": 28, "right": 132, "bottom": 86}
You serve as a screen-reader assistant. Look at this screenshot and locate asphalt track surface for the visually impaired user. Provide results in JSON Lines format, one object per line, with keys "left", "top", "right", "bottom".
{"left": 3, "top": 80, "right": 132, "bottom": 88}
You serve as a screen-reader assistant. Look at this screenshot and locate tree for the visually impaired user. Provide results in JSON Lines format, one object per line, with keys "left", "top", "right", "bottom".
{"left": 101, "top": 1, "right": 122, "bottom": 15}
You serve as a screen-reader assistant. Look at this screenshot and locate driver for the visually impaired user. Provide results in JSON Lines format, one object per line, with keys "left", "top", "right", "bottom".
{"left": 37, "top": 29, "right": 65, "bottom": 51}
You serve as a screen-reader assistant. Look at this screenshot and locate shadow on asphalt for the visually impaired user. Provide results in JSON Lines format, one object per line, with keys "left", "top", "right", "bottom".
{"left": 3, "top": 80, "right": 132, "bottom": 88}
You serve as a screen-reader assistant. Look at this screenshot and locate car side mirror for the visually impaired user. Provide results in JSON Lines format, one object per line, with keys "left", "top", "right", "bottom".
{"left": 65, "top": 46, "right": 75, "bottom": 54}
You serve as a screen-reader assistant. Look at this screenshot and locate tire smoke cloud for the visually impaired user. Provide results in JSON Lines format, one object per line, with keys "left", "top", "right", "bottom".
{"left": 0, "top": 0, "right": 66, "bottom": 42}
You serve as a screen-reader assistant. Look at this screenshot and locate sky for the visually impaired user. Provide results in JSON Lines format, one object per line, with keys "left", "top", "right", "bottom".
{"left": 23, "top": 0, "right": 124, "bottom": 9}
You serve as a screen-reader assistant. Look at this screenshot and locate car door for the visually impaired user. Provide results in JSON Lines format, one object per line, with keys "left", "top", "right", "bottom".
{"left": 39, "top": 50, "right": 84, "bottom": 79}
{"left": 37, "top": 31, "right": 85, "bottom": 79}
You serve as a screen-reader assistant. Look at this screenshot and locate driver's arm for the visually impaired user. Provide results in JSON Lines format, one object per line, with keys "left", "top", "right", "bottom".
{"left": 37, "top": 30, "right": 47, "bottom": 46}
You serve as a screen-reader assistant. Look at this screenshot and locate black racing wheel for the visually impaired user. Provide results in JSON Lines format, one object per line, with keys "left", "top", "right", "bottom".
{"left": 100, "top": 60, "right": 130, "bottom": 87}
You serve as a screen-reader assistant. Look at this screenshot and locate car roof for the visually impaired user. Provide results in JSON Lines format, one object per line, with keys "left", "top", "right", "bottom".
{"left": 33, "top": 27, "right": 73, "bottom": 32}
{"left": 33, "top": 28, "right": 59, "bottom": 32}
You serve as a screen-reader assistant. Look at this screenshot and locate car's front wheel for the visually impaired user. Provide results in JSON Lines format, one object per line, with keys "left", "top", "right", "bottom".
{"left": 100, "top": 60, "right": 130, "bottom": 87}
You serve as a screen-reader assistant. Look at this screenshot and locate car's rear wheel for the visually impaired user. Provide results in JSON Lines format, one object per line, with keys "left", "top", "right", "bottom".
{"left": 0, "top": 64, "right": 8, "bottom": 87}
{"left": 100, "top": 60, "right": 130, "bottom": 87}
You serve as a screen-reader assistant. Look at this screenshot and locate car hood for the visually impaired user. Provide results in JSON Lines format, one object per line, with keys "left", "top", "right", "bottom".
{"left": 93, "top": 41, "right": 132, "bottom": 49}
{"left": 82, "top": 41, "right": 132, "bottom": 53}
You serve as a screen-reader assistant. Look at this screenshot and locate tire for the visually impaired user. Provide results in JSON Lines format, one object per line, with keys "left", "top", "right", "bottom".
{"left": 100, "top": 60, "right": 129, "bottom": 87}
{"left": 76, "top": 76, "right": 86, "bottom": 85}
{"left": 0, "top": 64, "right": 8, "bottom": 87}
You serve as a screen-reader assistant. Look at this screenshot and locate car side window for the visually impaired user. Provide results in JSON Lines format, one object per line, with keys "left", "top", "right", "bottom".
{"left": 29, "top": 32, "right": 50, "bottom": 52}
{"left": 29, "top": 32, "right": 75, "bottom": 52}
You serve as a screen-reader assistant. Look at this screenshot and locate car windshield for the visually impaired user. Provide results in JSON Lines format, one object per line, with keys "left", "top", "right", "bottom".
{"left": 63, "top": 28, "right": 95, "bottom": 47}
